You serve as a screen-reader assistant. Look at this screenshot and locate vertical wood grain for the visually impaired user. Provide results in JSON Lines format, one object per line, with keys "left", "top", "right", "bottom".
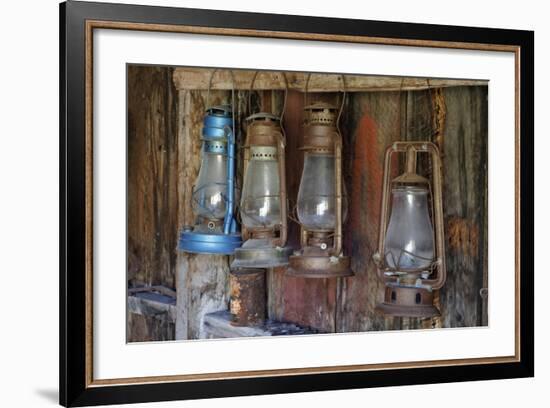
{"left": 127, "top": 65, "right": 178, "bottom": 341}
{"left": 438, "top": 86, "right": 488, "bottom": 328}
{"left": 337, "top": 91, "right": 403, "bottom": 332}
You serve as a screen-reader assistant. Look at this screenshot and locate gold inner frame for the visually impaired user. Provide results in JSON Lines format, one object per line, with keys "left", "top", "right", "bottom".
{"left": 84, "top": 19, "right": 522, "bottom": 388}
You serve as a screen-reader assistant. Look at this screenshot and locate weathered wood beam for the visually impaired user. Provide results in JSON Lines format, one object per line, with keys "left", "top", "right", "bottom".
{"left": 128, "top": 285, "right": 177, "bottom": 299}
{"left": 202, "top": 310, "right": 320, "bottom": 339}
{"left": 173, "top": 68, "right": 487, "bottom": 92}
{"left": 128, "top": 290, "right": 177, "bottom": 323}
{"left": 203, "top": 311, "right": 272, "bottom": 338}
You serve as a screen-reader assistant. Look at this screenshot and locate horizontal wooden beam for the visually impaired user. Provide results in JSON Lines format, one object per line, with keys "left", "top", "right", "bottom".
{"left": 128, "top": 285, "right": 177, "bottom": 299}
{"left": 173, "top": 68, "right": 487, "bottom": 92}
{"left": 128, "top": 289, "right": 177, "bottom": 323}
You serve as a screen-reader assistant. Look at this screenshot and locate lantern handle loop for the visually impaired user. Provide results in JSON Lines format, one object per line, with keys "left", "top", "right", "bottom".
{"left": 206, "top": 68, "right": 234, "bottom": 109}
{"left": 247, "top": 71, "right": 289, "bottom": 129}
{"left": 336, "top": 74, "right": 347, "bottom": 137}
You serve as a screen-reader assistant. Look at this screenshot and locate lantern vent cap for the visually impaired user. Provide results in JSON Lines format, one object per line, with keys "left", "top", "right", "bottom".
{"left": 206, "top": 104, "right": 233, "bottom": 117}
{"left": 304, "top": 102, "right": 338, "bottom": 126}
{"left": 392, "top": 172, "right": 430, "bottom": 185}
{"left": 246, "top": 112, "right": 280, "bottom": 122}
{"left": 304, "top": 102, "right": 338, "bottom": 111}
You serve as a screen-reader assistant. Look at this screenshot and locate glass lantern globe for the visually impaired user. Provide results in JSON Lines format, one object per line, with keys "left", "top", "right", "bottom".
{"left": 192, "top": 143, "right": 228, "bottom": 221}
{"left": 384, "top": 185, "right": 435, "bottom": 271}
{"left": 297, "top": 152, "right": 347, "bottom": 231}
{"left": 240, "top": 146, "right": 281, "bottom": 229}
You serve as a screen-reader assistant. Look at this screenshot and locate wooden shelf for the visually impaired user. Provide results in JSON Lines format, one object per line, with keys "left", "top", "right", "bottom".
{"left": 203, "top": 310, "right": 320, "bottom": 339}
{"left": 173, "top": 68, "right": 487, "bottom": 92}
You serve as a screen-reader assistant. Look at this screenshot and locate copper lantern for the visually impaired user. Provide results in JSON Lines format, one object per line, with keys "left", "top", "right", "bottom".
{"left": 373, "top": 141, "right": 446, "bottom": 317}
{"left": 231, "top": 72, "right": 292, "bottom": 269}
{"left": 287, "top": 74, "right": 352, "bottom": 278}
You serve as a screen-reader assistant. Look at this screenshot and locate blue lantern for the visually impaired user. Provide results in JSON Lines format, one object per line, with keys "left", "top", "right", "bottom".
{"left": 179, "top": 70, "right": 242, "bottom": 254}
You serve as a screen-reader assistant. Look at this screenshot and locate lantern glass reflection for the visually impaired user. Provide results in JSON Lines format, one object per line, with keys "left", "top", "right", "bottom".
{"left": 192, "top": 147, "right": 227, "bottom": 220}
{"left": 384, "top": 185, "right": 434, "bottom": 270}
{"left": 240, "top": 146, "right": 281, "bottom": 229}
{"left": 297, "top": 152, "right": 347, "bottom": 230}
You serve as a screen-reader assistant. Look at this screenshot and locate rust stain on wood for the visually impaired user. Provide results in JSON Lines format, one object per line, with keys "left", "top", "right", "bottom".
{"left": 447, "top": 217, "right": 480, "bottom": 257}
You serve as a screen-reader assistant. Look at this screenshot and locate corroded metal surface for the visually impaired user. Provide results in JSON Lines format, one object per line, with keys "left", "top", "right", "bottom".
{"left": 229, "top": 269, "right": 266, "bottom": 326}
{"left": 287, "top": 253, "right": 353, "bottom": 278}
{"left": 232, "top": 245, "right": 293, "bottom": 269}
{"left": 375, "top": 285, "right": 440, "bottom": 318}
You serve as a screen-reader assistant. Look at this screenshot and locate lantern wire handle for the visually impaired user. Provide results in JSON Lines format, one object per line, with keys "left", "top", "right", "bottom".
{"left": 304, "top": 72, "right": 347, "bottom": 110}
{"left": 248, "top": 71, "right": 289, "bottom": 131}
{"left": 336, "top": 75, "right": 347, "bottom": 136}
{"left": 304, "top": 72, "right": 347, "bottom": 134}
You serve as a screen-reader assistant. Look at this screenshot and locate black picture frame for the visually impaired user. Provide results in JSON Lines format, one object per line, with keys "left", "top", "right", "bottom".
{"left": 60, "top": 1, "right": 534, "bottom": 406}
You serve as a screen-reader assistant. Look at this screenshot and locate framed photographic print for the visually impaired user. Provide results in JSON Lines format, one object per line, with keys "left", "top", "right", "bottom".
{"left": 60, "top": 0, "right": 534, "bottom": 406}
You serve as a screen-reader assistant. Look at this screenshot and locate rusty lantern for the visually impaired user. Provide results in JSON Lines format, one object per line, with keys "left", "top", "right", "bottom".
{"left": 287, "top": 74, "right": 353, "bottom": 278}
{"left": 231, "top": 72, "right": 293, "bottom": 269}
{"left": 373, "top": 141, "right": 446, "bottom": 318}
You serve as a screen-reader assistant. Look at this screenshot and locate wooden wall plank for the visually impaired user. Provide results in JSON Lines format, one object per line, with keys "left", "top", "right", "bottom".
{"left": 127, "top": 66, "right": 178, "bottom": 342}
{"left": 127, "top": 313, "right": 175, "bottom": 342}
{"left": 127, "top": 65, "right": 178, "bottom": 288}
{"left": 438, "top": 86, "right": 488, "bottom": 328}
{"left": 337, "top": 91, "right": 403, "bottom": 332}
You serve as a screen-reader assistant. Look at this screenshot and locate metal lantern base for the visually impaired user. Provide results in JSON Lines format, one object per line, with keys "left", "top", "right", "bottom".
{"left": 231, "top": 245, "right": 293, "bottom": 269}
{"left": 375, "top": 285, "right": 440, "bottom": 318}
{"left": 286, "top": 254, "right": 353, "bottom": 278}
{"left": 178, "top": 229, "right": 242, "bottom": 255}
